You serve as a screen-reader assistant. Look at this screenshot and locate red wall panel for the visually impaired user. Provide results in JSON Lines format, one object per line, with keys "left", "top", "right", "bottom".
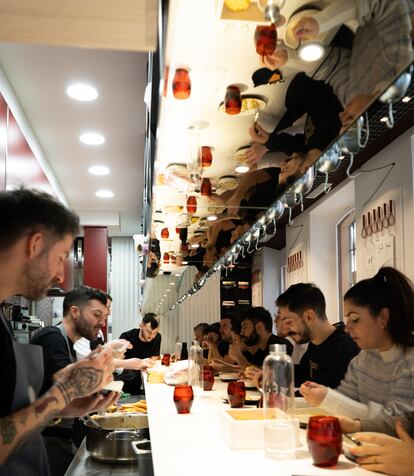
{"left": 0, "top": 95, "right": 7, "bottom": 190}
{"left": 83, "top": 226, "right": 108, "bottom": 292}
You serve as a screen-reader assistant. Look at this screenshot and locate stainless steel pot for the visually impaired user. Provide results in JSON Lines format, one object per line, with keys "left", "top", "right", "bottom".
{"left": 380, "top": 69, "right": 412, "bottom": 103}
{"left": 289, "top": 166, "right": 315, "bottom": 195}
{"left": 84, "top": 419, "right": 149, "bottom": 464}
{"left": 338, "top": 116, "right": 364, "bottom": 155}
{"left": 316, "top": 144, "right": 341, "bottom": 174}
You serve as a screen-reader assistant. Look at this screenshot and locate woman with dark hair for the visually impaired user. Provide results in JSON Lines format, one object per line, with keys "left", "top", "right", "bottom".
{"left": 300, "top": 267, "right": 414, "bottom": 418}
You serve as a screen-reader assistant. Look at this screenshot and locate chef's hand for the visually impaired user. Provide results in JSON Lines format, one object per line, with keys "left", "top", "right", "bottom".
{"left": 299, "top": 381, "right": 327, "bottom": 406}
{"left": 59, "top": 392, "right": 120, "bottom": 418}
{"left": 104, "top": 339, "right": 133, "bottom": 359}
{"left": 351, "top": 422, "right": 414, "bottom": 476}
{"left": 337, "top": 415, "right": 362, "bottom": 434}
{"left": 292, "top": 16, "right": 320, "bottom": 43}
{"left": 54, "top": 348, "right": 114, "bottom": 401}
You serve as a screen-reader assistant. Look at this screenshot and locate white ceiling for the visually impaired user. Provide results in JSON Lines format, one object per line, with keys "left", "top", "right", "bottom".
{"left": 0, "top": 43, "right": 148, "bottom": 235}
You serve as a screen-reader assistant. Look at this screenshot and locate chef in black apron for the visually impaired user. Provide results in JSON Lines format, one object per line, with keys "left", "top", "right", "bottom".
{"left": 0, "top": 312, "right": 50, "bottom": 475}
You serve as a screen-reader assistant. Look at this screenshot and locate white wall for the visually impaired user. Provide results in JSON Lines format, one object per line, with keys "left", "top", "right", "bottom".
{"left": 110, "top": 237, "right": 140, "bottom": 339}
{"left": 159, "top": 270, "right": 221, "bottom": 354}
{"left": 262, "top": 247, "right": 283, "bottom": 318}
{"left": 284, "top": 179, "right": 355, "bottom": 323}
{"left": 354, "top": 127, "right": 414, "bottom": 280}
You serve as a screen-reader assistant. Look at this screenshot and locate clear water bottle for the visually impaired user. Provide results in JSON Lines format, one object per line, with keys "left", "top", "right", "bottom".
{"left": 262, "top": 343, "right": 294, "bottom": 413}
{"left": 262, "top": 344, "right": 296, "bottom": 459}
{"left": 188, "top": 340, "right": 203, "bottom": 388}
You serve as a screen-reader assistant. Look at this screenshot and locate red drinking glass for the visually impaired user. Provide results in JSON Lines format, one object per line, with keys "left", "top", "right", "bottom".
{"left": 161, "top": 353, "right": 171, "bottom": 366}
{"left": 176, "top": 227, "right": 180, "bottom": 234}
{"left": 201, "top": 146, "right": 213, "bottom": 168}
{"left": 200, "top": 178, "right": 212, "bottom": 197}
{"left": 224, "top": 85, "right": 242, "bottom": 115}
{"left": 173, "top": 385, "right": 194, "bottom": 414}
{"left": 307, "top": 416, "right": 342, "bottom": 467}
{"left": 254, "top": 24, "right": 277, "bottom": 56}
{"left": 163, "top": 252, "right": 170, "bottom": 264}
{"left": 227, "top": 381, "right": 246, "bottom": 408}
{"left": 202, "top": 365, "right": 215, "bottom": 391}
{"left": 187, "top": 196, "right": 197, "bottom": 214}
{"left": 172, "top": 67, "right": 191, "bottom": 100}
{"left": 161, "top": 227, "right": 169, "bottom": 239}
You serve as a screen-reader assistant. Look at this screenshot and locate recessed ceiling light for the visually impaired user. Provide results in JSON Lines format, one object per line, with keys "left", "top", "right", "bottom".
{"left": 191, "top": 243, "right": 200, "bottom": 249}
{"left": 380, "top": 117, "right": 389, "bottom": 123}
{"left": 167, "top": 289, "right": 171, "bottom": 292}
{"left": 175, "top": 273, "right": 181, "bottom": 277}
{"left": 66, "top": 83, "right": 98, "bottom": 102}
{"left": 207, "top": 214, "right": 218, "bottom": 221}
{"left": 298, "top": 42, "right": 325, "bottom": 62}
{"left": 80, "top": 132, "right": 105, "bottom": 145}
{"left": 170, "top": 282, "right": 175, "bottom": 285}
{"left": 182, "top": 261, "right": 188, "bottom": 265}
{"left": 88, "top": 165, "right": 110, "bottom": 176}
{"left": 402, "top": 96, "right": 411, "bottom": 103}
{"left": 235, "top": 164, "right": 249, "bottom": 174}
{"left": 95, "top": 190, "right": 114, "bottom": 198}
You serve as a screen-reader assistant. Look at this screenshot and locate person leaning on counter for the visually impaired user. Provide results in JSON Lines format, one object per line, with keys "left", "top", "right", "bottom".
{"left": 0, "top": 188, "right": 115, "bottom": 475}
{"left": 31, "top": 286, "right": 118, "bottom": 475}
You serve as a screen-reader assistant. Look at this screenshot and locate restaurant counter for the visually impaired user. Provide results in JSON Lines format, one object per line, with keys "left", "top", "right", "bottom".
{"left": 145, "top": 379, "right": 375, "bottom": 476}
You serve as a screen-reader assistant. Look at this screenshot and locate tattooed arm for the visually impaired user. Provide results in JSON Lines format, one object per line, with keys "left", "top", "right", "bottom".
{"left": 0, "top": 348, "right": 114, "bottom": 464}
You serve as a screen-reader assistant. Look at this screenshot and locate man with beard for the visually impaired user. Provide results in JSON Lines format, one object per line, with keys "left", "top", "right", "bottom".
{"left": 231, "top": 306, "right": 293, "bottom": 368}
{"left": 31, "top": 286, "right": 116, "bottom": 474}
{"left": 276, "top": 283, "right": 359, "bottom": 388}
{"left": 118, "top": 312, "right": 161, "bottom": 393}
{"left": 0, "top": 188, "right": 115, "bottom": 474}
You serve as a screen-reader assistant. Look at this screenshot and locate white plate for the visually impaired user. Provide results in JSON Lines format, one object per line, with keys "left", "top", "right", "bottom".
{"left": 103, "top": 380, "right": 124, "bottom": 393}
{"left": 219, "top": 373, "right": 240, "bottom": 382}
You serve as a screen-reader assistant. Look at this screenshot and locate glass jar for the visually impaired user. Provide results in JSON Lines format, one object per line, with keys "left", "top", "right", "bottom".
{"left": 201, "top": 146, "right": 213, "bottom": 167}
{"left": 262, "top": 344, "right": 294, "bottom": 415}
{"left": 188, "top": 340, "right": 203, "bottom": 388}
{"left": 187, "top": 196, "right": 197, "bottom": 214}
{"left": 172, "top": 67, "right": 191, "bottom": 100}
{"left": 254, "top": 24, "right": 277, "bottom": 56}
{"left": 202, "top": 365, "right": 215, "bottom": 391}
{"left": 200, "top": 178, "right": 212, "bottom": 197}
{"left": 224, "top": 85, "right": 242, "bottom": 115}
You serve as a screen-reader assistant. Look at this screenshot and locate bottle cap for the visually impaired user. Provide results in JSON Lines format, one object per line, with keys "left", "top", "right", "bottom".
{"left": 269, "top": 344, "right": 286, "bottom": 354}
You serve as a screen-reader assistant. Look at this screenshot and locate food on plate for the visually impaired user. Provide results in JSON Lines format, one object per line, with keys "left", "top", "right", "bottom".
{"left": 224, "top": 0, "right": 249, "bottom": 12}
{"left": 147, "top": 368, "right": 165, "bottom": 383}
{"left": 106, "top": 399, "right": 147, "bottom": 414}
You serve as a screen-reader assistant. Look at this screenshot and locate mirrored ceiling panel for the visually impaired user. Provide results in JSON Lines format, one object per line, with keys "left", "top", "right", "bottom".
{"left": 143, "top": 0, "right": 414, "bottom": 313}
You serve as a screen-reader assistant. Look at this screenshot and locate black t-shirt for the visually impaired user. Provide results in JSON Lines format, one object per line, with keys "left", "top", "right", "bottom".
{"left": 217, "top": 340, "right": 230, "bottom": 358}
{"left": 243, "top": 334, "right": 293, "bottom": 367}
{"left": 119, "top": 329, "right": 161, "bottom": 359}
{"left": 0, "top": 313, "right": 16, "bottom": 418}
{"left": 295, "top": 322, "right": 360, "bottom": 388}
{"left": 31, "top": 326, "right": 76, "bottom": 395}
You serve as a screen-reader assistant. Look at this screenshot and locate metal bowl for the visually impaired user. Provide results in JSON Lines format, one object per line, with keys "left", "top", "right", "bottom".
{"left": 267, "top": 200, "right": 285, "bottom": 221}
{"left": 316, "top": 144, "right": 341, "bottom": 174}
{"left": 380, "top": 70, "right": 412, "bottom": 103}
{"left": 289, "top": 166, "right": 315, "bottom": 195}
{"left": 338, "top": 116, "right": 364, "bottom": 155}
{"left": 281, "top": 191, "right": 300, "bottom": 208}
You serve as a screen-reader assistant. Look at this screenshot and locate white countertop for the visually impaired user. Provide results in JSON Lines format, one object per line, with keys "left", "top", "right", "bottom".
{"left": 144, "top": 379, "right": 374, "bottom": 476}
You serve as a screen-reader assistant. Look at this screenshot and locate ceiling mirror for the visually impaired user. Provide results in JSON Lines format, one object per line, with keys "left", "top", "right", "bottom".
{"left": 143, "top": 0, "right": 414, "bottom": 313}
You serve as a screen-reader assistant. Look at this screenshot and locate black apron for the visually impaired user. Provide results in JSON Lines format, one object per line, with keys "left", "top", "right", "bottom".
{"left": 0, "top": 313, "right": 49, "bottom": 476}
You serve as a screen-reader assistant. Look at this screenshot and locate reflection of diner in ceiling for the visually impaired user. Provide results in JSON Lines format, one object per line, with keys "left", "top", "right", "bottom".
{"left": 146, "top": 234, "right": 161, "bottom": 278}
{"left": 244, "top": 0, "right": 414, "bottom": 182}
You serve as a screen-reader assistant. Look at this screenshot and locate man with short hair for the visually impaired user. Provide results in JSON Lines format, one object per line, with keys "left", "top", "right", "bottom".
{"left": 274, "top": 309, "right": 308, "bottom": 365}
{"left": 231, "top": 306, "right": 293, "bottom": 368}
{"left": 0, "top": 188, "right": 114, "bottom": 474}
{"left": 31, "top": 286, "right": 116, "bottom": 474}
{"left": 276, "top": 283, "right": 359, "bottom": 388}
{"left": 193, "top": 322, "right": 209, "bottom": 346}
{"left": 119, "top": 312, "right": 162, "bottom": 393}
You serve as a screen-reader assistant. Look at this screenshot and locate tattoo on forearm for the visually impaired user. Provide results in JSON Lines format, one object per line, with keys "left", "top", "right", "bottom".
{"left": 0, "top": 418, "right": 17, "bottom": 445}
{"left": 34, "top": 396, "right": 58, "bottom": 417}
{"left": 18, "top": 410, "right": 28, "bottom": 425}
{"left": 55, "top": 366, "right": 103, "bottom": 405}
